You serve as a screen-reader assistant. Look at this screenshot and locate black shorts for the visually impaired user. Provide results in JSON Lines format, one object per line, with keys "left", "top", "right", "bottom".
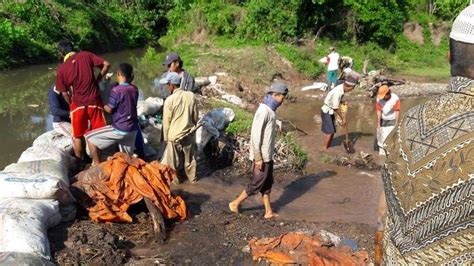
{"left": 321, "top": 111, "right": 336, "bottom": 134}
{"left": 246, "top": 161, "right": 274, "bottom": 196}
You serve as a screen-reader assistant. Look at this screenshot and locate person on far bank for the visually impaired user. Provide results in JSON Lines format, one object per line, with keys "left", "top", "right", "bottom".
{"left": 325, "top": 47, "right": 340, "bottom": 88}
{"left": 55, "top": 39, "right": 110, "bottom": 161}
{"left": 160, "top": 72, "right": 199, "bottom": 184}
{"left": 48, "top": 85, "right": 72, "bottom": 137}
{"left": 375, "top": 85, "right": 400, "bottom": 155}
{"left": 229, "top": 82, "right": 289, "bottom": 219}
{"left": 157, "top": 52, "right": 195, "bottom": 98}
{"left": 85, "top": 63, "right": 139, "bottom": 166}
{"left": 321, "top": 71, "right": 360, "bottom": 150}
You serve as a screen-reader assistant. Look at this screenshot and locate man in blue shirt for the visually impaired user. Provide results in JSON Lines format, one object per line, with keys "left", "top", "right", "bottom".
{"left": 48, "top": 85, "right": 72, "bottom": 137}
{"left": 85, "top": 63, "right": 139, "bottom": 165}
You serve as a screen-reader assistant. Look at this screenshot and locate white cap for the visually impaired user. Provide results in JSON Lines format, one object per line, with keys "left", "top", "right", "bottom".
{"left": 449, "top": 4, "right": 474, "bottom": 44}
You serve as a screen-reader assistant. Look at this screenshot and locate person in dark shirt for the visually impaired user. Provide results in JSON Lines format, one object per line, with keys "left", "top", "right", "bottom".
{"left": 48, "top": 85, "right": 72, "bottom": 137}
{"left": 155, "top": 52, "right": 195, "bottom": 98}
{"left": 85, "top": 63, "right": 139, "bottom": 165}
{"left": 55, "top": 39, "right": 110, "bottom": 160}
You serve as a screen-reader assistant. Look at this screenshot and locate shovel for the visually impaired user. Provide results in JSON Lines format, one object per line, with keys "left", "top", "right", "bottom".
{"left": 342, "top": 120, "right": 355, "bottom": 154}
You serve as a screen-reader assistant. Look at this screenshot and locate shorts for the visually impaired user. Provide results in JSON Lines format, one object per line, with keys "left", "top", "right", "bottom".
{"left": 246, "top": 161, "right": 274, "bottom": 196}
{"left": 70, "top": 102, "right": 106, "bottom": 138}
{"left": 321, "top": 111, "right": 336, "bottom": 134}
{"left": 52, "top": 122, "right": 72, "bottom": 137}
{"left": 85, "top": 125, "right": 137, "bottom": 155}
{"left": 327, "top": 70, "right": 338, "bottom": 85}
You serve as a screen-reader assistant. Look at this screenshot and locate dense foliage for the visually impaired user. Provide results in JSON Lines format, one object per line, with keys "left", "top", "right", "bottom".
{"left": 0, "top": 0, "right": 469, "bottom": 70}
{"left": 0, "top": 0, "right": 170, "bottom": 68}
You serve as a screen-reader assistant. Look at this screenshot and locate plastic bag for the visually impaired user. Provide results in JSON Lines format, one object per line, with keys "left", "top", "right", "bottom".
{"left": 0, "top": 198, "right": 62, "bottom": 260}
{"left": 196, "top": 108, "right": 235, "bottom": 151}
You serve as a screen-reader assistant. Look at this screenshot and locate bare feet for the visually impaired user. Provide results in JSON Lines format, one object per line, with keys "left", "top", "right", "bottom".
{"left": 228, "top": 202, "right": 239, "bottom": 214}
{"left": 264, "top": 213, "right": 279, "bottom": 219}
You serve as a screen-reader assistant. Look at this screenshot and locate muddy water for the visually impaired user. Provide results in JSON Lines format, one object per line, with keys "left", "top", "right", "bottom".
{"left": 0, "top": 48, "right": 165, "bottom": 169}
{"left": 280, "top": 95, "right": 428, "bottom": 139}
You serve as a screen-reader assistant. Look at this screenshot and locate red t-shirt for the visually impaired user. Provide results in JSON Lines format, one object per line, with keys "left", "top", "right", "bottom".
{"left": 55, "top": 51, "right": 105, "bottom": 106}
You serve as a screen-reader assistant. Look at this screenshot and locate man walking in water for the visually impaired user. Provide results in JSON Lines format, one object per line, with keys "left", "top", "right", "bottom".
{"left": 55, "top": 39, "right": 110, "bottom": 161}
{"left": 229, "top": 82, "right": 289, "bottom": 219}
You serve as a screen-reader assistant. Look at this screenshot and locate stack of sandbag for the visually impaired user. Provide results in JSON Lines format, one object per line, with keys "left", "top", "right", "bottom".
{"left": 0, "top": 131, "right": 76, "bottom": 263}
{"left": 196, "top": 108, "right": 235, "bottom": 151}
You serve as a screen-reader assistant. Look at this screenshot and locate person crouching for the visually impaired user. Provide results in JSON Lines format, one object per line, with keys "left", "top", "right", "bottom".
{"left": 86, "top": 63, "right": 139, "bottom": 165}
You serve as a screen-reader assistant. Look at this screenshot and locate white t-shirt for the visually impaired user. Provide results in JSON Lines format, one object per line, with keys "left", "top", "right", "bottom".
{"left": 321, "top": 84, "right": 344, "bottom": 115}
{"left": 327, "top": 52, "right": 340, "bottom": 71}
{"left": 376, "top": 93, "right": 400, "bottom": 121}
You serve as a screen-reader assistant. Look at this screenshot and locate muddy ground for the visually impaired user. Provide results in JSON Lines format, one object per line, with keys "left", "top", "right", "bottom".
{"left": 49, "top": 163, "right": 377, "bottom": 265}
{"left": 48, "top": 51, "right": 438, "bottom": 264}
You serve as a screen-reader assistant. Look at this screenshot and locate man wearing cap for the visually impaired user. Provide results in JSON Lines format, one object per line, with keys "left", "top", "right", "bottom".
{"left": 325, "top": 47, "right": 340, "bottom": 88}
{"left": 320, "top": 71, "right": 360, "bottom": 150}
{"left": 156, "top": 52, "right": 195, "bottom": 98}
{"left": 159, "top": 72, "right": 199, "bottom": 184}
{"left": 375, "top": 85, "right": 400, "bottom": 155}
{"left": 229, "top": 82, "right": 289, "bottom": 219}
{"left": 377, "top": 5, "right": 474, "bottom": 264}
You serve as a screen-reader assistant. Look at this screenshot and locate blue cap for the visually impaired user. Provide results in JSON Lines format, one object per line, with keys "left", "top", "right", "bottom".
{"left": 163, "top": 52, "right": 181, "bottom": 66}
{"left": 159, "top": 72, "right": 181, "bottom": 85}
{"left": 267, "top": 82, "right": 289, "bottom": 94}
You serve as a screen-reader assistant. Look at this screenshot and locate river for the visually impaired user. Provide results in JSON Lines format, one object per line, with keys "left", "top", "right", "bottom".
{"left": 0, "top": 48, "right": 163, "bottom": 169}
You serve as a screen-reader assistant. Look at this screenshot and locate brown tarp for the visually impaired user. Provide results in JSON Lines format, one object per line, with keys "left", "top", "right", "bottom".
{"left": 250, "top": 232, "right": 369, "bottom": 265}
{"left": 72, "top": 152, "right": 188, "bottom": 223}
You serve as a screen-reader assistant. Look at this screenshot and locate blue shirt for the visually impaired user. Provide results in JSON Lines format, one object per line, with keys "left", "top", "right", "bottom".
{"left": 107, "top": 83, "right": 139, "bottom": 132}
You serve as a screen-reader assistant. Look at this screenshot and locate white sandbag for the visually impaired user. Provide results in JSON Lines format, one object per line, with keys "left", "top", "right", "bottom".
{"left": 221, "top": 94, "right": 242, "bottom": 106}
{"left": 4, "top": 159, "right": 69, "bottom": 186}
{"left": 142, "top": 121, "right": 163, "bottom": 151}
{"left": 137, "top": 97, "right": 164, "bottom": 116}
{"left": 0, "top": 252, "right": 54, "bottom": 265}
{"left": 318, "top": 57, "right": 328, "bottom": 64}
{"left": 18, "top": 145, "right": 72, "bottom": 168}
{"left": 377, "top": 126, "right": 395, "bottom": 155}
{"left": 196, "top": 108, "right": 235, "bottom": 151}
{"left": 0, "top": 198, "right": 62, "bottom": 260}
{"left": 0, "top": 172, "right": 73, "bottom": 204}
{"left": 32, "top": 130, "right": 73, "bottom": 153}
{"left": 301, "top": 82, "right": 328, "bottom": 92}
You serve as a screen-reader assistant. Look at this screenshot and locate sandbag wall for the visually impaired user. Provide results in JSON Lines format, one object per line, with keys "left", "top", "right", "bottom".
{"left": 0, "top": 131, "right": 75, "bottom": 264}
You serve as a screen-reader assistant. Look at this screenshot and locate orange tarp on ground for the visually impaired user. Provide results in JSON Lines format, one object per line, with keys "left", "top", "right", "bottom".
{"left": 72, "top": 152, "right": 188, "bottom": 223}
{"left": 250, "top": 232, "right": 369, "bottom": 265}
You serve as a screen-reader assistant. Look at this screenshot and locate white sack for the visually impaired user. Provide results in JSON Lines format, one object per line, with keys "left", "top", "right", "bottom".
{"left": 18, "top": 145, "right": 72, "bottom": 168}
{"left": 221, "top": 94, "right": 242, "bottom": 106}
{"left": 4, "top": 159, "right": 69, "bottom": 186}
{"left": 0, "top": 198, "right": 62, "bottom": 260}
{"left": 32, "top": 130, "right": 73, "bottom": 154}
{"left": 377, "top": 126, "right": 395, "bottom": 155}
{"left": 137, "top": 97, "right": 164, "bottom": 116}
{"left": 142, "top": 121, "right": 163, "bottom": 150}
{"left": 196, "top": 108, "right": 235, "bottom": 151}
{"left": 0, "top": 172, "right": 73, "bottom": 204}
{"left": 301, "top": 82, "right": 328, "bottom": 92}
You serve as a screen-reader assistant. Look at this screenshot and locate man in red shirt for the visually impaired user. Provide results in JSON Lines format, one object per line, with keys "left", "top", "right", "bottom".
{"left": 55, "top": 39, "right": 111, "bottom": 160}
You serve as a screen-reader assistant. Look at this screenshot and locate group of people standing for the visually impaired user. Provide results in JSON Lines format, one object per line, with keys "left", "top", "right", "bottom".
{"left": 49, "top": 39, "right": 199, "bottom": 184}
{"left": 321, "top": 47, "right": 400, "bottom": 153}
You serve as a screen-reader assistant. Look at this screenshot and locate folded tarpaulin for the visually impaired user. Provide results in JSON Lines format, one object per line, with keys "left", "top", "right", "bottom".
{"left": 249, "top": 232, "right": 369, "bottom": 265}
{"left": 72, "top": 152, "right": 187, "bottom": 223}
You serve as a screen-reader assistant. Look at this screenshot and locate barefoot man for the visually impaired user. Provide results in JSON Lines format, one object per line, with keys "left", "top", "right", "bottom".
{"left": 229, "top": 82, "right": 288, "bottom": 219}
